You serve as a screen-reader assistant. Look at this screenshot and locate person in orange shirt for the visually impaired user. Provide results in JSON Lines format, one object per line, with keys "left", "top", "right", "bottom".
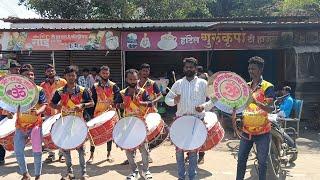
{"left": 40, "top": 64, "right": 67, "bottom": 163}
{"left": 138, "top": 63, "right": 162, "bottom": 163}
{"left": 116, "top": 69, "right": 154, "bottom": 180}
{"left": 14, "top": 64, "right": 47, "bottom": 180}
{"left": 0, "top": 61, "right": 21, "bottom": 166}
{"left": 51, "top": 65, "right": 94, "bottom": 180}
{"left": 87, "top": 65, "right": 121, "bottom": 163}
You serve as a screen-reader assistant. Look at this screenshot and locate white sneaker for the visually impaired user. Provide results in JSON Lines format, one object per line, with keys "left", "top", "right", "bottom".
{"left": 141, "top": 171, "right": 153, "bottom": 180}
{"left": 126, "top": 172, "right": 139, "bottom": 180}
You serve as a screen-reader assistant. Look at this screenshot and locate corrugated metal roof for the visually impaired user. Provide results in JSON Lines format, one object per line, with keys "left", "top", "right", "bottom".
{"left": 8, "top": 21, "right": 215, "bottom": 30}
{"left": 0, "top": 17, "right": 320, "bottom": 31}
{"left": 1, "top": 16, "right": 312, "bottom": 23}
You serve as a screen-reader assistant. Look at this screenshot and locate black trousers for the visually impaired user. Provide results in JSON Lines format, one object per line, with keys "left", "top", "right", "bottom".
{"left": 0, "top": 116, "right": 6, "bottom": 161}
{"left": 0, "top": 145, "right": 5, "bottom": 161}
{"left": 90, "top": 140, "right": 112, "bottom": 153}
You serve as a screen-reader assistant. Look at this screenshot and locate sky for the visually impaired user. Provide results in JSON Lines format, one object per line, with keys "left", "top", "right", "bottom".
{"left": 0, "top": 0, "right": 40, "bottom": 28}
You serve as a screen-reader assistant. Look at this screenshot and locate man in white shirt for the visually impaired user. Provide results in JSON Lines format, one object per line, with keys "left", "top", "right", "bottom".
{"left": 165, "top": 57, "right": 213, "bottom": 180}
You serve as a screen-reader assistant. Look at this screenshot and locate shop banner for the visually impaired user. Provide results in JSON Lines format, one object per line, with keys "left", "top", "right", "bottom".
{"left": 121, "top": 31, "right": 281, "bottom": 51}
{"left": 0, "top": 31, "right": 120, "bottom": 51}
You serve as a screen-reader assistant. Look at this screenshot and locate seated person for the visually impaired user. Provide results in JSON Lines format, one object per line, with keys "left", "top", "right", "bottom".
{"left": 277, "top": 86, "right": 294, "bottom": 118}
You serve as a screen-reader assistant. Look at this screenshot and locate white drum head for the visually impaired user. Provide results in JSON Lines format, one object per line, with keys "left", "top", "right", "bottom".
{"left": 203, "top": 112, "right": 218, "bottom": 129}
{"left": 42, "top": 114, "right": 61, "bottom": 136}
{"left": 51, "top": 115, "right": 88, "bottom": 149}
{"left": 170, "top": 116, "right": 207, "bottom": 151}
{"left": 87, "top": 111, "right": 116, "bottom": 128}
{"left": 145, "top": 113, "right": 162, "bottom": 134}
{"left": 0, "top": 114, "right": 17, "bottom": 138}
{"left": 112, "top": 116, "right": 147, "bottom": 150}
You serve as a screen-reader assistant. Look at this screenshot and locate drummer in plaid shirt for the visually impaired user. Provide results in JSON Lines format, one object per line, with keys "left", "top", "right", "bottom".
{"left": 50, "top": 65, "right": 94, "bottom": 180}
{"left": 14, "top": 64, "right": 48, "bottom": 180}
{"left": 116, "top": 69, "right": 155, "bottom": 180}
{"left": 87, "top": 65, "right": 121, "bottom": 163}
{"left": 40, "top": 64, "right": 67, "bottom": 163}
{"left": 165, "top": 57, "right": 214, "bottom": 180}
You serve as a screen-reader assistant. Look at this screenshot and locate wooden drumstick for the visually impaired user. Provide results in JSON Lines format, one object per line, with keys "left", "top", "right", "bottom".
{"left": 191, "top": 116, "right": 197, "bottom": 135}
{"left": 116, "top": 108, "right": 122, "bottom": 118}
{"left": 172, "top": 71, "right": 176, "bottom": 82}
{"left": 166, "top": 87, "right": 177, "bottom": 96}
{"left": 136, "top": 79, "right": 148, "bottom": 98}
{"left": 88, "top": 131, "right": 96, "bottom": 147}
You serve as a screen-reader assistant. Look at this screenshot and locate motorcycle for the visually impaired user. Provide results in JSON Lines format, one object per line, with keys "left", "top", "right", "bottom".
{"left": 265, "top": 100, "right": 298, "bottom": 179}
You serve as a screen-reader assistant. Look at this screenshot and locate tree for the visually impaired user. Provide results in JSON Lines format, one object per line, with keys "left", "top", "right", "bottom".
{"left": 279, "top": 0, "right": 320, "bottom": 16}
{"left": 19, "top": 0, "right": 211, "bottom": 19}
{"left": 18, "top": 0, "right": 319, "bottom": 20}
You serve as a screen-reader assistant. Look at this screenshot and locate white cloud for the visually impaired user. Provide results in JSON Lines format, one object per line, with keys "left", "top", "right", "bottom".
{"left": 0, "top": 0, "right": 40, "bottom": 28}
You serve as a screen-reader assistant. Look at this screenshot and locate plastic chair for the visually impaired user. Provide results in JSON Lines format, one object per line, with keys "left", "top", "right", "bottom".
{"left": 279, "top": 99, "right": 303, "bottom": 137}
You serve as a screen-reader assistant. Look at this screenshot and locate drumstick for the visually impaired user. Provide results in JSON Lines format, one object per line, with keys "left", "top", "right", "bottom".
{"left": 172, "top": 71, "right": 176, "bottom": 82}
{"left": 136, "top": 80, "right": 148, "bottom": 98}
{"left": 88, "top": 131, "right": 96, "bottom": 147}
{"left": 191, "top": 116, "right": 197, "bottom": 135}
{"left": 166, "top": 87, "right": 177, "bottom": 96}
{"left": 117, "top": 108, "right": 122, "bottom": 118}
{"left": 71, "top": 119, "right": 75, "bottom": 136}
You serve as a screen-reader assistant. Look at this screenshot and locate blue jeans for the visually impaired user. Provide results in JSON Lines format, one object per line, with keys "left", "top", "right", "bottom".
{"left": 236, "top": 132, "right": 271, "bottom": 180}
{"left": 63, "top": 145, "right": 86, "bottom": 175}
{"left": 176, "top": 150, "right": 198, "bottom": 180}
{"left": 125, "top": 143, "right": 149, "bottom": 173}
{"left": 14, "top": 127, "right": 43, "bottom": 176}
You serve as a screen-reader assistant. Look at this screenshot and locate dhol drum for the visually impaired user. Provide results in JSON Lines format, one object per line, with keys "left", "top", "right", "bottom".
{"left": 170, "top": 115, "right": 208, "bottom": 151}
{"left": 50, "top": 115, "right": 88, "bottom": 150}
{"left": 0, "top": 74, "right": 39, "bottom": 113}
{"left": 145, "top": 113, "right": 169, "bottom": 150}
{"left": 42, "top": 113, "right": 61, "bottom": 150}
{"left": 112, "top": 116, "right": 147, "bottom": 150}
{"left": 87, "top": 110, "right": 119, "bottom": 146}
{"left": 0, "top": 114, "right": 19, "bottom": 151}
{"left": 199, "top": 112, "right": 225, "bottom": 151}
{"left": 207, "top": 71, "right": 250, "bottom": 114}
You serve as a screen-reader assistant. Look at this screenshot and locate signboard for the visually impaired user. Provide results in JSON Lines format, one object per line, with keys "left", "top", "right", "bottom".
{"left": 0, "top": 31, "right": 120, "bottom": 51}
{"left": 122, "top": 31, "right": 281, "bottom": 51}
{"left": 0, "top": 75, "right": 39, "bottom": 113}
{"left": 207, "top": 71, "right": 250, "bottom": 114}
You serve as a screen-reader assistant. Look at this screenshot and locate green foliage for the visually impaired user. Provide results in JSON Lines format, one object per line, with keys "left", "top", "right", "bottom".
{"left": 18, "top": 0, "right": 320, "bottom": 19}
{"left": 280, "top": 0, "right": 320, "bottom": 16}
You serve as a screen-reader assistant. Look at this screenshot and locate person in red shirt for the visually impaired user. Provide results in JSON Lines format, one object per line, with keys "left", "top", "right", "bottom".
{"left": 14, "top": 64, "right": 47, "bottom": 180}
{"left": 0, "top": 61, "right": 21, "bottom": 166}
{"left": 40, "top": 64, "right": 67, "bottom": 163}
{"left": 116, "top": 69, "right": 154, "bottom": 180}
{"left": 50, "top": 65, "right": 94, "bottom": 180}
{"left": 87, "top": 65, "right": 121, "bottom": 163}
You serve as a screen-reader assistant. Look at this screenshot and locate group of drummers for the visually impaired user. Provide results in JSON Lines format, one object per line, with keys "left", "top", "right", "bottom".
{"left": 0, "top": 55, "right": 277, "bottom": 180}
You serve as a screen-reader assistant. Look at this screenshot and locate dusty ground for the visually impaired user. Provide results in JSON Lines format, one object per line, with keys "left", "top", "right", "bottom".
{"left": 0, "top": 129, "right": 320, "bottom": 180}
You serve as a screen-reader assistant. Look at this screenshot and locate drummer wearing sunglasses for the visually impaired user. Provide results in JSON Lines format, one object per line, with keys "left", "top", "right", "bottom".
{"left": 165, "top": 57, "right": 214, "bottom": 180}
{"left": 116, "top": 69, "right": 154, "bottom": 180}
{"left": 14, "top": 64, "right": 48, "bottom": 180}
{"left": 50, "top": 65, "right": 94, "bottom": 180}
